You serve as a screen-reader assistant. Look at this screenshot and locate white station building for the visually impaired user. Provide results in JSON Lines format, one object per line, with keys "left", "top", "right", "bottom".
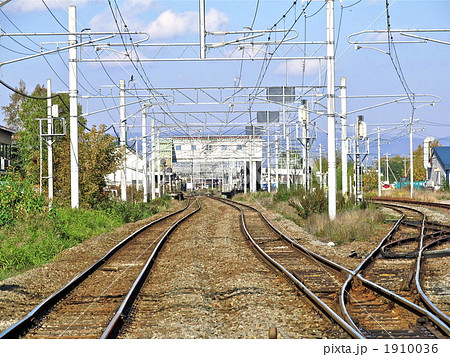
{"left": 171, "top": 135, "right": 263, "bottom": 192}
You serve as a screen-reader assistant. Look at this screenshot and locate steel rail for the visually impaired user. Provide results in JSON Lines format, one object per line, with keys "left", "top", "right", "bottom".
{"left": 101, "top": 198, "right": 201, "bottom": 339}
{"left": 214, "top": 197, "right": 364, "bottom": 339}
{"left": 371, "top": 197, "right": 450, "bottom": 210}
{"left": 340, "top": 203, "right": 450, "bottom": 337}
{"left": 416, "top": 234, "right": 450, "bottom": 327}
{"left": 339, "top": 205, "right": 406, "bottom": 332}
{"left": 218, "top": 198, "right": 354, "bottom": 275}
{"left": 0, "top": 199, "right": 193, "bottom": 339}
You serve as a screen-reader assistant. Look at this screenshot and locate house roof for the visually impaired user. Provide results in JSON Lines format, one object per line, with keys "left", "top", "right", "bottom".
{"left": 433, "top": 146, "right": 450, "bottom": 171}
{"left": 0, "top": 125, "right": 15, "bottom": 134}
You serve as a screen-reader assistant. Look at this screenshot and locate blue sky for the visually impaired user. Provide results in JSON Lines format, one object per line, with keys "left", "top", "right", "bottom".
{"left": 0, "top": 0, "right": 449, "bottom": 157}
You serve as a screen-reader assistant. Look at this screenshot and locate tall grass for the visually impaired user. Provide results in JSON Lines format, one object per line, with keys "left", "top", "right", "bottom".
{"left": 304, "top": 206, "right": 386, "bottom": 245}
{"left": 0, "top": 196, "right": 172, "bottom": 280}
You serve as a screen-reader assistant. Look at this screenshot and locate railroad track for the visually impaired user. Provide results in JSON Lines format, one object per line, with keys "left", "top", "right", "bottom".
{"left": 215, "top": 197, "right": 449, "bottom": 339}
{"left": 212, "top": 196, "right": 364, "bottom": 339}
{"left": 341, "top": 203, "right": 450, "bottom": 339}
{"left": 0, "top": 197, "right": 200, "bottom": 339}
{"left": 371, "top": 196, "right": 450, "bottom": 210}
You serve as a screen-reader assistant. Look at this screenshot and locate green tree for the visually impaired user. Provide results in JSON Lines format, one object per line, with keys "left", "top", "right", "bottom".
{"left": 53, "top": 125, "right": 124, "bottom": 208}
{"left": 1, "top": 81, "right": 124, "bottom": 208}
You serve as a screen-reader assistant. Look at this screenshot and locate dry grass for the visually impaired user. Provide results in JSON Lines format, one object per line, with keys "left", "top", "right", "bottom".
{"left": 304, "top": 207, "right": 386, "bottom": 245}
{"left": 375, "top": 188, "right": 450, "bottom": 202}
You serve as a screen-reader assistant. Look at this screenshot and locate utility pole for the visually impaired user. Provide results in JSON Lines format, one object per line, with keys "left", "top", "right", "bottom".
{"left": 286, "top": 135, "right": 291, "bottom": 189}
{"left": 354, "top": 115, "right": 367, "bottom": 203}
{"left": 267, "top": 121, "right": 271, "bottom": 193}
{"left": 319, "top": 144, "right": 323, "bottom": 189}
{"left": 385, "top": 153, "right": 390, "bottom": 185}
{"left": 377, "top": 127, "right": 381, "bottom": 197}
{"left": 120, "top": 79, "right": 127, "bottom": 201}
{"left": 275, "top": 135, "right": 279, "bottom": 191}
{"left": 151, "top": 117, "right": 156, "bottom": 200}
{"left": 199, "top": 0, "right": 206, "bottom": 59}
{"left": 409, "top": 117, "right": 414, "bottom": 198}
{"left": 340, "top": 76, "right": 348, "bottom": 199}
{"left": 326, "top": 0, "right": 336, "bottom": 219}
{"left": 142, "top": 105, "right": 148, "bottom": 203}
{"left": 69, "top": 5, "right": 79, "bottom": 208}
{"left": 47, "top": 79, "right": 54, "bottom": 202}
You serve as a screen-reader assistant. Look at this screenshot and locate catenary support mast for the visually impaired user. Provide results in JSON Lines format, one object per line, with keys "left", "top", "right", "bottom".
{"left": 69, "top": 6, "right": 79, "bottom": 208}
{"left": 326, "top": 0, "right": 336, "bottom": 219}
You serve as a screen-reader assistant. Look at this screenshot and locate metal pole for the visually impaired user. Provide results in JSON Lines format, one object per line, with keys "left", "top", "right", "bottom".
{"left": 120, "top": 79, "right": 127, "bottom": 201}
{"left": 319, "top": 143, "right": 323, "bottom": 189}
{"left": 286, "top": 135, "right": 290, "bottom": 189}
{"left": 275, "top": 135, "right": 279, "bottom": 190}
{"left": 267, "top": 120, "right": 271, "bottom": 192}
{"left": 157, "top": 130, "right": 161, "bottom": 197}
{"left": 326, "top": 0, "right": 336, "bottom": 219}
{"left": 47, "top": 78, "right": 54, "bottom": 202}
{"left": 300, "top": 106, "right": 307, "bottom": 188}
{"left": 142, "top": 106, "right": 148, "bottom": 202}
{"left": 355, "top": 116, "right": 362, "bottom": 203}
{"left": 385, "top": 153, "right": 389, "bottom": 185}
{"left": 340, "top": 76, "right": 348, "bottom": 198}
{"left": 69, "top": 6, "right": 79, "bottom": 208}
{"left": 409, "top": 118, "right": 414, "bottom": 198}
{"left": 199, "top": 0, "right": 206, "bottom": 59}
{"left": 151, "top": 117, "right": 156, "bottom": 200}
{"left": 377, "top": 127, "right": 382, "bottom": 197}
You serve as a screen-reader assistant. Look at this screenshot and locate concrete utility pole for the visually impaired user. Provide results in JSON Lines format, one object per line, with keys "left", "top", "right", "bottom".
{"left": 142, "top": 105, "right": 148, "bottom": 202}
{"left": 377, "top": 127, "right": 382, "bottom": 197}
{"left": 299, "top": 99, "right": 313, "bottom": 191}
{"left": 151, "top": 117, "right": 156, "bottom": 200}
{"left": 286, "top": 135, "right": 290, "bottom": 189}
{"left": 385, "top": 153, "right": 390, "bottom": 185}
{"left": 267, "top": 117, "right": 271, "bottom": 192}
{"left": 69, "top": 6, "right": 79, "bottom": 208}
{"left": 340, "top": 77, "right": 348, "bottom": 199}
{"left": 199, "top": 0, "right": 206, "bottom": 59}
{"left": 120, "top": 79, "right": 127, "bottom": 201}
{"left": 409, "top": 117, "right": 414, "bottom": 198}
{"left": 354, "top": 115, "right": 365, "bottom": 203}
{"left": 47, "top": 79, "right": 54, "bottom": 202}
{"left": 326, "top": 0, "right": 336, "bottom": 219}
{"left": 319, "top": 144, "right": 323, "bottom": 189}
{"left": 275, "top": 135, "right": 279, "bottom": 190}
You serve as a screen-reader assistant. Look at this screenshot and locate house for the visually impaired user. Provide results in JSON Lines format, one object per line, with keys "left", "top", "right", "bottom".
{"left": 428, "top": 146, "right": 450, "bottom": 189}
{"left": 0, "top": 125, "right": 14, "bottom": 175}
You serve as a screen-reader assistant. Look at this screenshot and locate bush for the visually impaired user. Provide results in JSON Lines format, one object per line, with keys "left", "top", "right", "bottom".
{"left": 287, "top": 187, "right": 327, "bottom": 219}
{"left": 304, "top": 205, "right": 385, "bottom": 245}
{"left": 0, "top": 176, "right": 45, "bottom": 226}
{"left": 0, "top": 196, "right": 173, "bottom": 280}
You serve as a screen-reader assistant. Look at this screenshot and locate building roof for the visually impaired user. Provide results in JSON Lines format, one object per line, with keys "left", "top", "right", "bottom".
{"left": 433, "top": 146, "right": 450, "bottom": 170}
{"left": 0, "top": 125, "right": 15, "bottom": 134}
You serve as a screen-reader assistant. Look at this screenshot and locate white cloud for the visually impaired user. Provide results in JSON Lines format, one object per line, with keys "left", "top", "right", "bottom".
{"left": 4, "top": 0, "right": 89, "bottom": 13}
{"left": 122, "top": 0, "right": 156, "bottom": 13}
{"left": 205, "top": 8, "right": 229, "bottom": 32}
{"left": 146, "top": 8, "right": 229, "bottom": 40}
{"left": 275, "top": 59, "right": 323, "bottom": 77}
{"left": 88, "top": 2, "right": 228, "bottom": 40}
{"left": 147, "top": 10, "right": 198, "bottom": 39}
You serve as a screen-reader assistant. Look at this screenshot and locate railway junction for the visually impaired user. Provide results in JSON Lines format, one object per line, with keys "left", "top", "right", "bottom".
{"left": 0, "top": 195, "right": 448, "bottom": 339}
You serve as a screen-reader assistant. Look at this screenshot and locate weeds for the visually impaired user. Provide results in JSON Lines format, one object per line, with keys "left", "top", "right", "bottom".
{"left": 304, "top": 205, "right": 385, "bottom": 244}
{"left": 0, "top": 195, "right": 173, "bottom": 280}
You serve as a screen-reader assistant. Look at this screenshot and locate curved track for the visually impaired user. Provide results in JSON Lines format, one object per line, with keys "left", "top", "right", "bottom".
{"left": 213, "top": 197, "right": 364, "bottom": 339}
{"left": 0, "top": 197, "right": 200, "bottom": 339}
{"left": 341, "top": 202, "right": 450, "bottom": 338}
{"left": 218, "top": 197, "right": 449, "bottom": 339}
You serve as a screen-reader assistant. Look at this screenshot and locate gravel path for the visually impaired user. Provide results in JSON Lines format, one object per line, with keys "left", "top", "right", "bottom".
{"left": 120, "top": 197, "right": 342, "bottom": 339}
